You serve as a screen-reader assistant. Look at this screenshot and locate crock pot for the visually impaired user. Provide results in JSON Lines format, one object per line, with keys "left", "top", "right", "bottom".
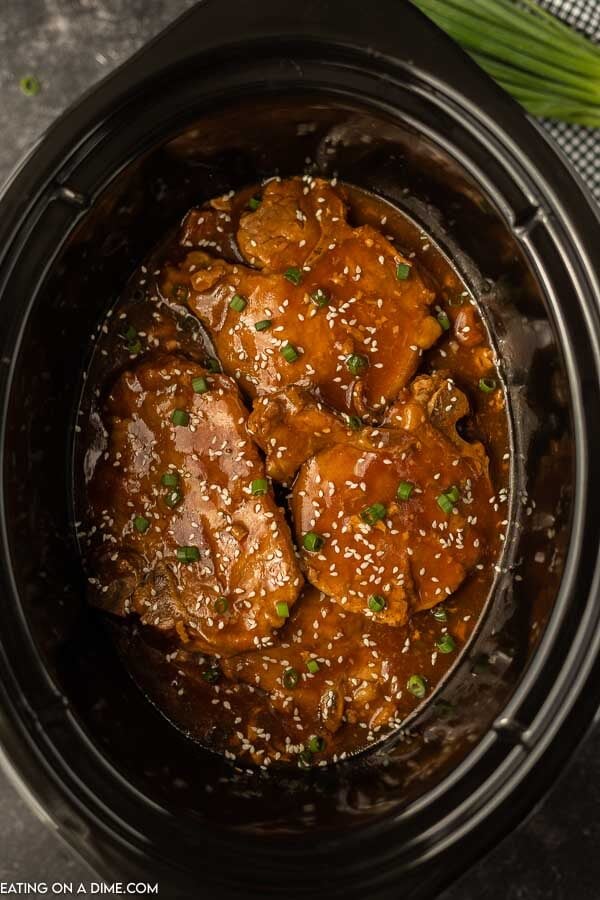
{"left": 1, "top": 1, "right": 600, "bottom": 897}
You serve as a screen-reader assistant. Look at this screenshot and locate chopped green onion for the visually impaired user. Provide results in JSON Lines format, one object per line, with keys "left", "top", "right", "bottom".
{"left": 361, "top": 502, "right": 387, "bottom": 525}
{"left": 176, "top": 545, "right": 200, "bottom": 562}
{"left": 397, "top": 481, "right": 414, "bottom": 501}
{"left": 251, "top": 478, "right": 269, "bottom": 495}
{"left": 346, "top": 353, "right": 368, "bottom": 376}
{"left": 431, "top": 606, "right": 447, "bottom": 622}
{"left": 134, "top": 515, "right": 149, "bottom": 533}
{"left": 173, "top": 284, "right": 189, "bottom": 303}
{"left": 345, "top": 415, "right": 363, "bottom": 431}
{"left": 254, "top": 319, "right": 272, "bottom": 332}
{"left": 436, "top": 493, "right": 454, "bottom": 515}
{"left": 202, "top": 667, "right": 220, "bottom": 684}
{"left": 205, "top": 356, "right": 221, "bottom": 373}
{"left": 19, "top": 75, "right": 41, "bottom": 96}
{"left": 396, "top": 263, "right": 411, "bottom": 280}
{"left": 192, "top": 376, "right": 209, "bottom": 394}
{"left": 303, "top": 531, "right": 325, "bottom": 552}
{"left": 437, "top": 311, "right": 451, "bottom": 331}
{"left": 407, "top": 674, "right": 427, "bottom": 699}
{"left": 282, "top": 667, "right": 299, "bottom": 689}
{"left": 283, "top": 267, "right": 303, "bottom": 285}
{"left": 248, "top": 197, "right": 261, "bottom": 210}
{"left": 308, "top": 735, "right": 325, "bottom": 753}
{"left": 161, "top": 472, "right": 179, "bottom": 487}
{"left": 368, "top": 594, "right": 386, "bottom": 613}
{"left": 123, "top": 324, "right": 137, "bottom": 341}
{"left": 310, "top": 288, "right": 329, "bottom": 307}
{"left": 229, "top": 294, "right": 247, "bottom": 312}
{"left": 164, "top": 489, "right": 183, "bottom": 508}
{"left": 127, "top": 339, "right": 142, "bottom": 355}
{"left": 171, "top": 408, "right": 189, "bottom": 427}
{"left": 437, "top": 633, "right": 456, "bottom": 654}
{"left": 446, "top": 485, "right": 460, "bottom": 503}
{"left": 280, "top": 342, "right": 300, "bottom": 363}
{"left": 276, "top": 601, "right": 290, "bottom": 618}
{"left": 214, "top": 596, "right": 229, "bottom": 614}
{"left": 478, "top": 377, "right": 497, "bottom": 393}
{"left": 306, "top": 659, "right": 320, "bottom": 674}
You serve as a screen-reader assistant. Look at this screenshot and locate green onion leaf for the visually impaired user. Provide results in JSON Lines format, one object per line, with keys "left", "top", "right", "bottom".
{"left": 280, "top": 342, "right": 300, "bottom": 363}
{"left": 306, "top": 659, "right": 320, "bottom": 674}
{"left": 346, "top": 353, "right": 369, "bottom": 376}
{"left": 412, "top": 0, "right": 600, "bottom": 128}
{"left": 397, "top": 481, "right": 414, "bottom": 501}
{"left": 205, "top": 356, "right": 221, "bottom": 373}
{"left": 368, "top": 594, "right": 386, "bottom": 613}
{"left": 251, "top": 478, "right": 269, "bottom": 496}
{"left": 248, "top": 197, "right": 261, "bottom": 210}
{"left": 20, "top": 75, "right": 41, "bottom": 96}
{"left": 214, "top": 596, "right": 229, "bottom": 614}
{"left": 176, "top": 545, "right": 200, "bottom": 562}
{"left": 229, "top": 294, "right": 247, "bottom": 313}
{"left": 283, "top": 267, "right": 303, "bottom": 285}
{"left": 254, "top": 319, "right": 272, "bottom": 332}
{"left": 134, "top": 515, "right": 149, "bottom": 533}
{"left": 345, "top": 415, "right": 363, "bottom": 431}
{"left": 478, "top": 377, "right": 497, "bottom": 393}
{"left": 161, "top": 472, "right": 179, "bottom": 487}
{"left": 171, "top": 408, "right": 189, "bottom": 427}
{"left": 407, "top": 674, "right": 428, "bottom": 699}
{"left": 164, "top": 489, "right": 183, "bottom": 508}
{"left": 446, "top": 485, "right": 460, "bottom": 503}
{"left": 276, "top": 601, "right": 290, "bottom": 618}
{"left": 127, "top": 339, "right": 142, "bottom": 355}
{"left": 436, "top": 493, "right": 454, "bottom": 515}
{"left": 192, "top": 376, "right": 209, "bottom": 394}
{"left": 310, "top": 288, "right": 329, "bottom": 307}
{"left": 437, "top": 633, "right": 456, "bottom": 654}
{"left": 361, "top": 502, "right": 387, "bottom": 525}
{"left": 396, "top": 263, "right": 411, "bottom": 280}
{"left": 437, "top": 311, "right": 451, "bottom": 331}
{"left": 308, "top": 735, "right": 325, "bottom": 753}
{"left": 303, "top": 531, "right": 325, "bottom": 552}
{"left": 282, "top": 667, "right": 299, "bottom": 689}
{"left": 431, "top": 606, "right": 447, "bottom": 622}
{"left": 202, "top": 667, "right": 220, "bottom": 684}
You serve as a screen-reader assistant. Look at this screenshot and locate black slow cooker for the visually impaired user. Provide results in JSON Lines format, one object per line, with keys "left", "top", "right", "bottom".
{"left": 1, "top": 1, "right": 600, "bottom": 897}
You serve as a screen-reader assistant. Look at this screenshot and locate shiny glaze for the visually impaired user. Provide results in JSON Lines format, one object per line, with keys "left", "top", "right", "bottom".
{"left": 79, "top": 176, "right": 509, "bottom": 768}
{"left": 248, "top": 374, "right": 496, "bottom": 627}
{"left": 162, "top": 178, "right": 441, "bottom": 416}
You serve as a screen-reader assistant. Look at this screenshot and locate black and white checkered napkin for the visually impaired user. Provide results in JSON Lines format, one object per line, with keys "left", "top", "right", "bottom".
{"left": 537, "top": 0, "right": 600, "bottom": 202}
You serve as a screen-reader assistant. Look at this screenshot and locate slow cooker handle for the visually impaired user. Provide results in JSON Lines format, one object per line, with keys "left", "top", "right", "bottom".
{"left": 120, "top": 0, "right": 494, "bottom": 101}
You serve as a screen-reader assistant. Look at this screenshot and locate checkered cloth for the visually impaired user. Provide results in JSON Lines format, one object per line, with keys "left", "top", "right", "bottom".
{"left": 537, "top": 0, "right": 600, "bottom": 201}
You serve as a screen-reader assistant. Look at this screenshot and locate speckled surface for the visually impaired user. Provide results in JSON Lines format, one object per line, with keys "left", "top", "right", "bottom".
{"left": 0, "top": 1, "right": 599, "bottom": 897}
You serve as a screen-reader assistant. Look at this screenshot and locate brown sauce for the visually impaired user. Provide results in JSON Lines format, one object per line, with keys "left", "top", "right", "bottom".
{"left": 76, "top": 176, "right": 509, "bottom": 770}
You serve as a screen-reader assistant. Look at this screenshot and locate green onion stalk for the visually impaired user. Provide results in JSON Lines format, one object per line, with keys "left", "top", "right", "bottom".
{"left": 412, "top": 0, "right": 600, "bottom": 128}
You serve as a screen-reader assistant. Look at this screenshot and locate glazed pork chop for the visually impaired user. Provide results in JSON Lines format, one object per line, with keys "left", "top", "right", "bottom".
{"left": 85, "top": 353, "right": 302, "bottom": 655}
{"left": 162, "top": 177, "right": 441, "bottom": 416}
{"left": 249, "top": 372, "right": 497, "bottom": 626}
{"left": 221, "top": 585, "right": 405, "bottom": 747}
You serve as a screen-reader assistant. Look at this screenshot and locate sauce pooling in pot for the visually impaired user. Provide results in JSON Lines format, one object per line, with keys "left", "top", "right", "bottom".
{"left": 77, "top": 176, "right": 509, "bottom": 768}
